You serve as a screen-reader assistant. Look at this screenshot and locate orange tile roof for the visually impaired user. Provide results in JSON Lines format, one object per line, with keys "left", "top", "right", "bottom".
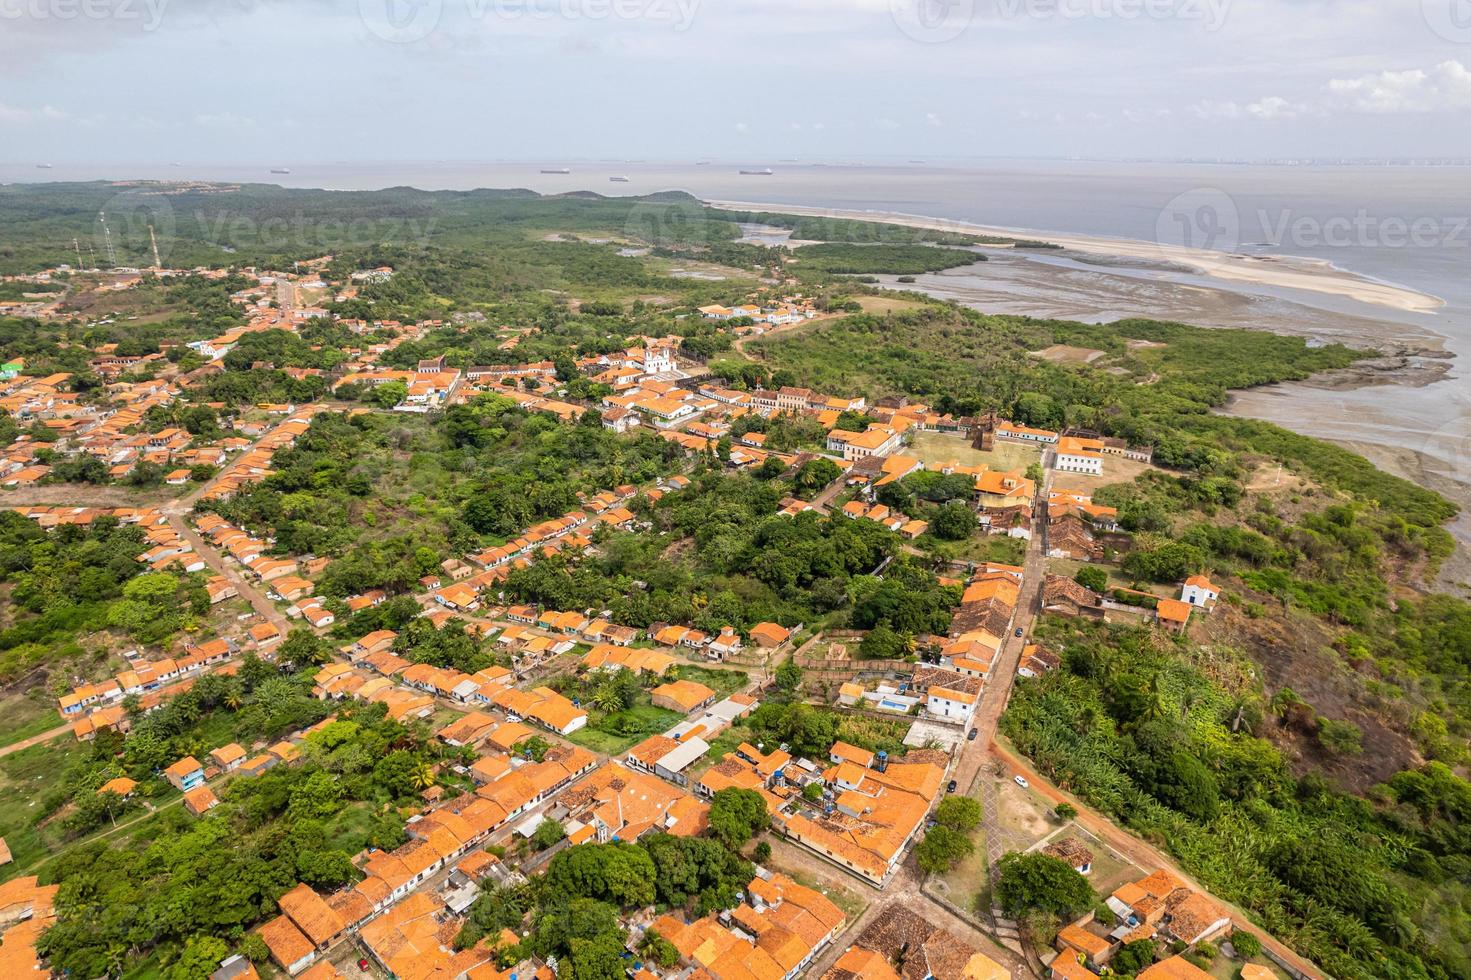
{"left": 257, "top": 915, "right": 315, "bottom": 971}
{"left": 278, "top": 883, "right": 345, "bottom": 946}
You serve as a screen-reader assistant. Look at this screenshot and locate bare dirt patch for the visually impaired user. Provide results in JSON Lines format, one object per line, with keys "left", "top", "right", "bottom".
{"left": 1199, "top": 598, "right": 1420, "bottom": 792}
{"left": 857, "top": 295, "right": 926, "bottom": 315}
{"left": 909, "top": 431, "right": 1041, "bottom": 472}
{"left": 1030, "top": 344, "right": 1107, "bottom": 365}
{"left": 1050, "top": 455, "right": 1159, "bottom": 496}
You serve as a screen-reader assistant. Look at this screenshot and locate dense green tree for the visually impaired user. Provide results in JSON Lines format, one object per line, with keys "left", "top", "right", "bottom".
{"left": 915, "top": 825, "right": 973, "bottom": 874}
{"left": 707, "top": 788, "right": 769, "bottom": 849}
{"left": 545, "top": 842, "right": 657, "bottom": 908}
{"left": 933, "top": 795, "right": 982, "bottom": 832}
{"left": 995, "top": 852, "right": 1097, "bottom": 919}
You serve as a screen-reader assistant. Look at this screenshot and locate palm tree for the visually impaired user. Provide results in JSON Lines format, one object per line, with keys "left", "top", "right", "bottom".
{"left": 105, "top": 942, "right": 128, "bottom": 979}
{"left": 410, "top": 761, "right": 436, "bottom": 791}
{"left": 1179, "top": 687, "right": 1200, "bottom": 721}
{"left": 591, "top": 684, "right": 624, "bottom": 714}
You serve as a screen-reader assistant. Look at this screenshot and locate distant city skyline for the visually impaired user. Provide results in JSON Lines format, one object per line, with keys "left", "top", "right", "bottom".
{"left": 4, "top": 0, "right": 1471, "bottom": 166}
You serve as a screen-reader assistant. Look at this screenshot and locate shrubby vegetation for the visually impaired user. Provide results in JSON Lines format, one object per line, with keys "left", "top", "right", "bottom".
{"left": 503, "top": 473, "right": 934, "bottom": 636}
{"left": 456, "top": 787, "right": 762, "bottom": 980}
{"left": 792, "top": 243, "right": 983, "bottom": 275}
{"left": 35, "top": 688, "right": 439, "bottom": 977}
{"left": 0, "top": 512, "right": 208, "bottom": 682}
{"left": 1002, "top": 618, "right": 1471, "bottom": 979}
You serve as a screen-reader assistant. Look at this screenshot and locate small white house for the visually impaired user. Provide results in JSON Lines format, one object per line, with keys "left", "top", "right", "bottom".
{"left": 925, "top": 685, "right": 978, "bottom": 723}
{"left": 1181, "top": 574, "right": 1219, "bottom": 608}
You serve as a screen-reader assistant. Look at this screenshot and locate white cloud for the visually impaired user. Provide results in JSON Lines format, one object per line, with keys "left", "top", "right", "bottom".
{"left": 1185, "top": 61, "right": 1471, "bottom": 124}
{"left": 925, "top": 112, "right": 942, "bottom": 127}
{"left": 194, "top": 112, "right": 258, "bottom": 128}
{"left": 0, "top": 102, "right": 68, "bottom": 124}
{"left": 1188, "top": 95, "right": 1303, "bottom": 120}
{"left": 1324, "top": 60, "right": 1471, "bottom": 114}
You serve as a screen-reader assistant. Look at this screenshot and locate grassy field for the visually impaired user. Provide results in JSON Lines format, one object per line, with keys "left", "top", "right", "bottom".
{"left": 1044, "top": 557, "right": 1171, "bottom": 598}
{"left": 0, "top": 693, "right": 65, "bottom": 749}
{"left": 673, "top": 664, "right": 749, "bottom": 699}
{"left": 908, "top": 431, "right": 1041, "bottom": 473}
{"left": 566, "top": 702, "right": 685, "bottom": 756}
{"left": 931, "top": 533, "right": 1028, "bottom": 567}
{"left": 0, "top": 737, "right": 101, "bottom": 876}
{"left": 934, "top": 821, "right": 991, "bottom": 912}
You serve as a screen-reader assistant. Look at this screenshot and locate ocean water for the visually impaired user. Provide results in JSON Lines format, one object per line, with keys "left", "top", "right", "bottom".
{"left": 7, "top": 159, "right": 1469, "bottom": 532}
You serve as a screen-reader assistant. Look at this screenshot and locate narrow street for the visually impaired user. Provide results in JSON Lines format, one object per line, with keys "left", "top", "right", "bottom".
{"left": 949, "top": 478, "right": 1050, "bottom": 798}
{"left": 166, "top": 512, "right": 290, "bottom": 632}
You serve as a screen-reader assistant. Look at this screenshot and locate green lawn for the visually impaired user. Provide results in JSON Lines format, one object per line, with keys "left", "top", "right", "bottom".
{"left": 566, "top": 702, "right": 685, "bottom": 756}
{"left": 935, "top": 822, "right": 991, "bottom": 911}
{"left": 0, "top": 695, "right": 66, "bottom": 749}
{"left": 674, "top": 664, "right": 749, "bottom": 699}
{"left": 0, "top": 736, "right": 92, "bottom": 876}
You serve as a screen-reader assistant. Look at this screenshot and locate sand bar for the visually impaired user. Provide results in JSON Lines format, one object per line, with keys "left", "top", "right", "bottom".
{"left": 705, "top": 200, "right": 1445, "bottom": 315}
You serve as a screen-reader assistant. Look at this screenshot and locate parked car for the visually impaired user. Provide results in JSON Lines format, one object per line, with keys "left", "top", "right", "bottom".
{"left": 1014, "top": 627, "right": 1024, "bottom": 637}
{"left": 947, "top": 779, "right": 958, "bottom": 793}
{"left": 968, "top": 728, "right": 978, "bottom": 741}
{"left": 1014, "top": 775, "right": 1029, "bottom": 788}
{"left": 358, "top": 959, "right": 371, "bottom": 973}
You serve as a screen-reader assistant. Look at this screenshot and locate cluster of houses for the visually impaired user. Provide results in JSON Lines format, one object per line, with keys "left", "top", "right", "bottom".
{"left": 759, "top": 740, "right": 946, "bottom": 887}
{"left": 820, "top": 903, "right": 1010, "bottom": 980}
{"left": 647, "top": 869, "right": 844, "bottom": 980}
{"left": 197, "top": 409, "right": 322, "bottom": 502}
{"left": 0, "top": 260, "right": 398, "bottom": 489}
{"left": 1042, "top": 572, "right": 1222, "bottom": 634}
{"left": 1049, "top": 866, "right": 1234, "bottom": 980}
{"left": 0, "top": 874, "right": 61, "bottom": 976}
{"left": 829, "top": 561, "right": 1027, "bottom": 723}
{"left": 697, "top": 298, "right": 818, "bottom": 325}
{"left": 254, "top": 724, "right": 600, "bottom": 976}
{"left": 191, "top": 515, "right": 332, "bottom": 620}
{"left": 0, "top": 369, "right": 206, "bottom": 486}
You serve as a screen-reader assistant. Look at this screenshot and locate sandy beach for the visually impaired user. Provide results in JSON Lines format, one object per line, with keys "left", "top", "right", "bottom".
{"left": 706, "top": 199, "right": 1446, "bottom": 316}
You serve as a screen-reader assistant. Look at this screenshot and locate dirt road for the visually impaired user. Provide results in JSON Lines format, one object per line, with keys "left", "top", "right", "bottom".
{"left": 0, "top": 723, "right": 72, "bottom": 759}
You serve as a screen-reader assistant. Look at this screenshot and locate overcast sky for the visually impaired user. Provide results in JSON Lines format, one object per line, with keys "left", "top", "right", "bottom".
{"left": 4, "top": 0, "right": 1471, "bottom": 166}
